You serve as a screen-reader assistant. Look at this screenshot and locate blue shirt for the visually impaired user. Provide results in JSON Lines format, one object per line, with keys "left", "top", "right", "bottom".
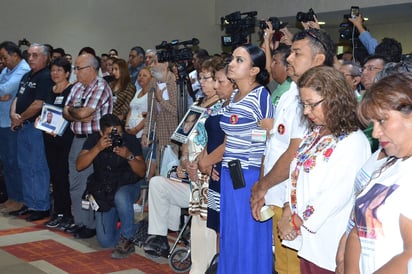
{"left": 359, "top": 31, "right": 378, "bottom": 55}
{"left": 0, "top": 59, "right": 30, "bottom": 127}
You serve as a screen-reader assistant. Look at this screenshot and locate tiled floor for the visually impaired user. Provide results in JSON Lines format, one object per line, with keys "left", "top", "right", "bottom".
{"left": 0, "top": 213, "right": 185, "bottom": 274}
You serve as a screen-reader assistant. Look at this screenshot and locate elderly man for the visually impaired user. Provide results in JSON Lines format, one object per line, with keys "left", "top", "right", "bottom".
{"left": 128, "top": 46, "right": 145, "bottom": 90}
{"left": 9, "top": 43, "right": 53, "bottom": 221}
{"left": 0, "top": 41, "right": 30, "bottom": 213}
{"left": 338, "top": 61, "right": 362, "bottom": 98}
{"left": 63, "top": 53, "right": 112, "bottom": 238}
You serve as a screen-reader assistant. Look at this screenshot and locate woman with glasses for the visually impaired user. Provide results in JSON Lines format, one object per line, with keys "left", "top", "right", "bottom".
{"left": 278, "top": 66, "right": 370, "bottom": 274}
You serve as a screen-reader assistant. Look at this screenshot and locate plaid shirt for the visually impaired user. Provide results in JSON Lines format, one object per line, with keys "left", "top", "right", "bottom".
{"left": 65, "top": 77, "right": 113, "bottom": 134}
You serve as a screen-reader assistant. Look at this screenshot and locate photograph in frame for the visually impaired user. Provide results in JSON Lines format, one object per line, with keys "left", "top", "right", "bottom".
{"left": 35, "top": 103, "right": 69, "bottom": 136}
{"left": 171, "top": 105, "right": 205, "bottom": 144}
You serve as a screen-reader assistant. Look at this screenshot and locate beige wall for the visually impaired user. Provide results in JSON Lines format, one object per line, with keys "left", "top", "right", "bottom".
{"left": 0, "top": 0, "right": 410, "bottom": 57}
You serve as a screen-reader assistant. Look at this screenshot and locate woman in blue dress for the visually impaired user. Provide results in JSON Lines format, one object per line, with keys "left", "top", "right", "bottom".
{"left": 218, "top": 44, "right": 274, "bottom": 274}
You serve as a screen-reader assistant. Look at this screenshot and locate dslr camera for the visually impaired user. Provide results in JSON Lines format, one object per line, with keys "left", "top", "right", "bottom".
{"left": 259, "top": 17, "right": 288, "bottom": 30}
{"left": 296, "top": 8, "right": 316, "bottom": 23}
{"left": 109, "top": 127, "right": 123, "bottom": 148}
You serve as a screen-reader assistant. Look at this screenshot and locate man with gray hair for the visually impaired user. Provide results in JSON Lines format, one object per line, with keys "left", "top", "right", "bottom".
{"left": 338, "top": 61, "right": 362, "bottom": 98}
{"left": 63, "top": 53, "right": 113, "bottom": 238}
{"left": 145, "top": 49, "right": 158, "bottom": 67}
{"left": 9, "top": 43, "right": 53, "bottom": 221}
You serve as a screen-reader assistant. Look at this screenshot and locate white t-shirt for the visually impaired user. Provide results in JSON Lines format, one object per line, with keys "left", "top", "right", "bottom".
{"left": 284, "top": 128, "right": 371, "bottom": 271}
{"left": 127, "top": 89, "right": 147, "bottom": 138}
{"left": 264, "top": 82, "right": 307, "bottom": 207}
{"left": 355, "top": 156, "right": 412, "bottom": 273}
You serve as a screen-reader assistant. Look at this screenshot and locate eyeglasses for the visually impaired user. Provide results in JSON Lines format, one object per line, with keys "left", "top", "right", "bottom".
{"left": 305, "top": 30, "right": 328, "bottom": 52}
{"left": 361, "top": 65, "right": 383, "bottom": 72}
{"left": 199, "top": 75, "right": 213, "bottom": 81}
{"left": 300, "top": 98, "right": 324, "bottom": 110}
{"left": 74, "top": 65, "right": 90, "bottom": 71}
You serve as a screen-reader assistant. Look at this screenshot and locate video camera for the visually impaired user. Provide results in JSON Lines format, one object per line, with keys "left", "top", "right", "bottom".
{"left": 296, "top": 8, "right": 316, "bottom": 23}
{"left": 259, "top": 17, "right": 288, "bottom": 30}
{"left": 221, "top": 11, "right": 257, "bottom": 48}
{"left": 155, "top": 38, "right": 199, "bottom": 63}
{"left": 339, "top": 6, "right": 362, "bottom": 40}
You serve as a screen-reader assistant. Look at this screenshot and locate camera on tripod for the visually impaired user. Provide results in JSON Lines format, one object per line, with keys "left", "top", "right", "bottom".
{"left": 296, "top": 8, "right": 316, "bottom": 23}
{"left": 155, "top": 38, "right": 199, "bottom": 63}
{"left": 259, "top": 17, "right": 287, "bottom": 30}
{"left": 220, "top": 11, "right": 257, "bottom": 48}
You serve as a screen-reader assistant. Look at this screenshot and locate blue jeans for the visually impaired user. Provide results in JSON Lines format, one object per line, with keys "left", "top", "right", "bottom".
{"left": 17, "top": 123, "right": 50, "bottom": 210}
{"left": 0, "top": 127, "right": 23, "bottom": 202}
{"left": 95, "top": 183, "right": 140, "bottom": 248}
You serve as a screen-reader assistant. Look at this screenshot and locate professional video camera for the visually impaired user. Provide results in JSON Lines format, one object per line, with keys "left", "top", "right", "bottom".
{"left": 259, "top": 17, "right": 288, "bottom": 30}
{"left": 220, "top": 11, "right": 257, "bottom": 48}
{"left": 155, "top": 38, "right": 199, "bottom": 63}
{"left": 296, "top": 8, "right": 316, "bottom": 23}
{"left": 339, "top": 6, "right": 362, "bottom": 40}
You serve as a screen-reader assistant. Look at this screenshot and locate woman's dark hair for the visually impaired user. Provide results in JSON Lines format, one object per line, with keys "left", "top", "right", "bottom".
{"left": 51, "top": 57, "right": 71, "bottom": 74}
{"left": 298, "top": 66, "right": 359, "bottom": 136}
{"left": 241, "top": 44, "right": 269, "bottom": 86}
{"left": 110, "top": 58, "right": 132, "bottom": 92}
{"left": 358, "top": 73, "right": 412, "bottom": 126}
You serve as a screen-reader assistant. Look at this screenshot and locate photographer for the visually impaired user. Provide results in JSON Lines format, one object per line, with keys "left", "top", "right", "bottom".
{"left": 76, "top": 114, "right": 146, "bottom": 259}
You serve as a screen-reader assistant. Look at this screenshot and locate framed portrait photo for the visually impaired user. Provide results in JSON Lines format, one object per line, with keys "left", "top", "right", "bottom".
{"left": 171, "top": 105, "right": 205, "bottom": 144}
{"left": 35, "top": 103, "right": 69, "bottom": 136}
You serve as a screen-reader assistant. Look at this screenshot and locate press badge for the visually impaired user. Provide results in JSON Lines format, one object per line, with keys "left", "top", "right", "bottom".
{"left": 88, "top": 194, "right": 100, "bottom": 211}
{"left": 251, "top": 129, "right": 267, "bottom": 143}
{"left": 54, "top": 96, "right": 64, "bottom": 105}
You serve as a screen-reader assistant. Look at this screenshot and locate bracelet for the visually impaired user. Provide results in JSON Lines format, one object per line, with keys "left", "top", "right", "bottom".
{"left": 180, "top": 156, "right": 188, "bottom": 162}
{"left": 290, "top": 213, "right": 299, "bottom": 231}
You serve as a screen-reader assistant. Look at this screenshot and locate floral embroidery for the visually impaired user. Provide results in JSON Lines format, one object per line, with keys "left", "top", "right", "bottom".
{"left": 290, "top": 126, "right": 348, "bottom": 214}
{"left": 303, "top": 205, "right": 315, "bottom": 220}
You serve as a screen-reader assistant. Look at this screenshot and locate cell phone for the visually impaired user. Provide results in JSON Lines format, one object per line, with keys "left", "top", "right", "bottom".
{"left": 228, "top": 159, "right": 246, "bottom": 190}
{"left": 350, "top": 6, "right": 360, "bottom": 19}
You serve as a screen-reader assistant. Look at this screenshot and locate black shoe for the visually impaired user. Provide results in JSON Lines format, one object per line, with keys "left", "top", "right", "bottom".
{"left": 44, "top": 214, "right": 65, "bottom": 228}
{"left": 58, "top": 216, "right": 74, "bottom": 230}
{"left": 65, "top": 224, "right": 83, "bottom": 234}
{"left": 26, "top": 210, "right": 50, "bottom": 222}
{"left": 143, "top": 235, "right": 170, "bottom": 258}
{"left": 9, "top": 205, "right": 33, "bottom": 216}
{"left": 74, "top": 227, "right": 96, "bottom": 239}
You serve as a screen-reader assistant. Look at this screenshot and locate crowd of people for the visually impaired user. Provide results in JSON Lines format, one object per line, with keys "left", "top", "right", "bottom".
{"left": 0, "top": 10, "right": 412, "bottom": 274}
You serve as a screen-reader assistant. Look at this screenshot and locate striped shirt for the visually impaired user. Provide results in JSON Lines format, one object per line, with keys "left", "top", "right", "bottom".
{"left": 65, "top": 77, "right": 113, "bottom": 134}
{"left": 220, "top": 85, "right": 274, "bottom": 169}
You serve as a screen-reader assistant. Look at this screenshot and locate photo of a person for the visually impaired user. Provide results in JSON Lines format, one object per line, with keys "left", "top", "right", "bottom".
{"left": 46, "top": 111, "right": 53, "bottom": 124}
{"left": 354, "top": 183, "right": 399, "bottom": 239}
{"left": 177, "top": 112, "right": 200, "bottom": 136}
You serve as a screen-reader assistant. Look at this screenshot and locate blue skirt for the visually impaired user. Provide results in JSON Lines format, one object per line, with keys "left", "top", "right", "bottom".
{"left": 218, "top": 166, "right": 273, "bottom": 274}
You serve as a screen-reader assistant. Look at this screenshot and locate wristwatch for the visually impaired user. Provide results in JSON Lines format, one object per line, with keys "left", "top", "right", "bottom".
{"left": 127, "top": 154, "right": 135, "bottom": 161}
